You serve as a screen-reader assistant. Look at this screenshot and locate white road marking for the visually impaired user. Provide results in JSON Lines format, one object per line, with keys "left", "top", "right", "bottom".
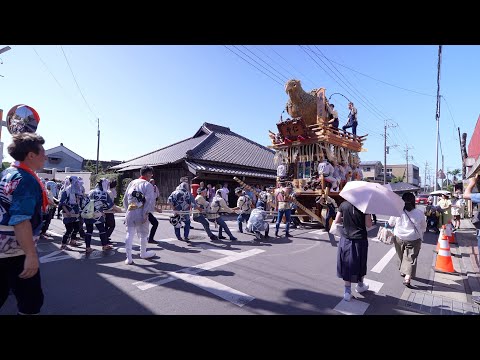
{"left": 194, "top": 243, "right": 237, "bottom": 255}
{"left": 132, "top": 248, "right": 264, "bottom": 307}
{"left": 334, "top": 298, "right": 370, "bottom": 315}
{"left": 362, "top": 278, "right": 384, "bottom": 293}
{"left": 156, "top": 238, "right": 177, "bottom": 243}
{"left": 309, "top": 229, "right": 326, "bottom": 235}
{"left": 39, "top": 249, "right": 82, "bottom": 263}
{"left": 332, "top": 278, "right": 384, "bottom": 314}
{"left": 46, "top": 230, "right": 63, "bottom": 237}
{"left": 168, "top": 272, "right": 254, "bottom": 307}
{"left": 371, "top": 247, "right": 397, "bottom": 273}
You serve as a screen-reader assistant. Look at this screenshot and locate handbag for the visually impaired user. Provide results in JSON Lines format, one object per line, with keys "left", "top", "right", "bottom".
{"left": 329, "top": 222, "right": 343, "bottom": 237}
{"left": 376, "top": 224, "right": 395, "bottom": 245}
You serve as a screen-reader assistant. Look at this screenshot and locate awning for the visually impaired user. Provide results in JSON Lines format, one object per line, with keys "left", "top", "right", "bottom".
{"left": 185, "top": 161, "right": 276, "bottom": 179}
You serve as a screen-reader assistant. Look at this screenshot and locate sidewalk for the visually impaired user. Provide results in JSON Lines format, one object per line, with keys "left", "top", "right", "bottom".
{"left": 398, "top": 218, "right": 480, "bottom": 315}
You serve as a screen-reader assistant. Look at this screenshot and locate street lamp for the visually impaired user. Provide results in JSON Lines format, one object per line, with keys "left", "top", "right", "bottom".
{"left": 0, "top": 46, "right": 11, "bottom": 55}
{"left": 0, "top": 46, "right": 11, "bottom": 77}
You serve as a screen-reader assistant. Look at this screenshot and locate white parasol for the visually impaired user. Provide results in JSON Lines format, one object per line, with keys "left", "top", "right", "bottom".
{"left": 339, "top": 181, "right": 404, "bottom": 217}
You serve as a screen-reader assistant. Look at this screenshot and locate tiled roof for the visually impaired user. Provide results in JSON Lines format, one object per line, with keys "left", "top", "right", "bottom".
{"left": 389, "top": 182, "right": 421, "bottom": 192}
{"left": 185, "top": 161, "right": 276, "bottom": 179}
{"left": 360, "top": 161, "right": 382, "bottom": 166}
{"left": 112, "top": 122, "right": 276, "bottom": 172}
{"left": 189, "top": 123, "right": 275, "bottom": 170}
{"left": 110, "top": 134, "right": 209, "bottom": 170}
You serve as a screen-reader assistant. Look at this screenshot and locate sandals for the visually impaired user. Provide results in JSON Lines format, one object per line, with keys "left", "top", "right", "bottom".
{"left": 69, "top": 240, "right": 80, "bottom": 247}
{"left": 85, "top": 247, "right": 94, "bottom": 254}
{"left": 102, "top": 244, "right": 113, "bottom": 251}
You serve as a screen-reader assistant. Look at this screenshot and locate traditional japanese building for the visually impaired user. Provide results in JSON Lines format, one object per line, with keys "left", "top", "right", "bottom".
{"left": 110, "top": 123, "right": 276, "bottom": 205}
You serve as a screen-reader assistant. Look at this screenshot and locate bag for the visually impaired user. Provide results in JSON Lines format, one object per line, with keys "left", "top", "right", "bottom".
{"left": 472, "top": 209, "right": 480, "bottom": 229}
{"left": 81, "top": 200, "right": 95, "bottom": 219}
{"left": 377, "top": 225, "right": 395, "bottom": 245}
{"left": 329, "top": 222, "right": 343, "bottom": 237}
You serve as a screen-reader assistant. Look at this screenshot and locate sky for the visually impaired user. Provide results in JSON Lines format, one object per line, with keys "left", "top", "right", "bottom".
{"left": 0, "top": 45, "right": 476, "bottom": 185}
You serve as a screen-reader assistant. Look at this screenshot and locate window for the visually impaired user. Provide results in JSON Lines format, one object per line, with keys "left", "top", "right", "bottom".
{"left": 48, "top": 157, "right": 61, "bottom": 164}
{"left": 387, "top": 168, "right": 392, "bottom": 174}
{"left": 365, "top": 167, "right": 371, "bottom": 172}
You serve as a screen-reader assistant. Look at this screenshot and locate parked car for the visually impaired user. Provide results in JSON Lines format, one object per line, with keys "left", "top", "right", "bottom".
{"left": 415, "top": 194, "right": 430, "bottom": 204}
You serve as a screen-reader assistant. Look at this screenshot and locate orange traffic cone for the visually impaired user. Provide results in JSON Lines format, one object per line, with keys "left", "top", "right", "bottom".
{"left": 445, "top": 223, "right": 456, "bottom": 244}
{"left": 434, "top": 229, "right": 447, "bottom": 253}
{"left": 434, "top": 236, "right": 456, "bottom": 273}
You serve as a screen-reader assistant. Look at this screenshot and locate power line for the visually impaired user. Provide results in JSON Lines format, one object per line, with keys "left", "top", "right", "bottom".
{"left": 441, "top": 95, "right": 460, "bottom": 141}
{"left": 300, "top": 45, "right": 387, "bottom": 129}
{"left": 313, "top": 46, "right": 390, "bottom": 120}
{"left": 309, "top": 46, "right": 429, "bottom": 167}
{"left": 232, "top": 45, "right": 286, "bottom": 84}
{"left": 300, "top": 46, "right": 387, "bottom": 139}
{"left": 60, "top": 45, "right": 97, "bottom": 120}
{"left": 240, "top": 46, "right": 289, "bottom": 83}
{"left": 270, "top": 47, "right": 318, "bottom": 89}
{"left": 32, "top": 46, "right": 97, "bottom": 128}
{"left": 32, "top": 47, "right": 66, "bottom": 92}
{"left": 224, "top": 46, "right": 283, "bottom": 86}
{"left": 313, "top": 51, "right": 436, "bottom": 97}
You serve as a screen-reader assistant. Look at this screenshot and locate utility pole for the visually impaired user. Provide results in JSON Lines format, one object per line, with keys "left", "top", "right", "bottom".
{"left": 383, "top": 119, "right": 397, "bottom": 184}
{"left": 434, "top": 45, "right": 442, "bottom": 197}
{"left": 96, "top": 118, "right": 100, "bottom": 175}
{"left": 405, "top": 145, "right": 413, "bottom": 184}
{"left": 442, "top": 154, "right": 445, "bottom": 190}
{"left": 424, "top": 161, "right": 429, "bottom": 192}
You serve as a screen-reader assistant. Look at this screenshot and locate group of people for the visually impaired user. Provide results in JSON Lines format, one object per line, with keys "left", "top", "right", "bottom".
{"left": 327, "top": 101, "right": 358, "bottom": 136}
{"left": 424, "top": 191, "right": 466, "bottom": 233}
{"left": 333, "top": 191, "right": 426, "bottom": 301}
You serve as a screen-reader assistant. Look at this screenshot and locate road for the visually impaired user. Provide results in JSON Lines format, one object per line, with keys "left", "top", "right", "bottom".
{"left": 0, "top": 207, "right": 439, "bottom": 315}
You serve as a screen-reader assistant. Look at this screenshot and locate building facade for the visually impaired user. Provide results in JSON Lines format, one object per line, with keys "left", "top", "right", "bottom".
{"left": 44, "top": 143, "right": 84, "bottom": 172}
{"left": 359, "top": 161, "right": 383, "bottom": 181}
{"left": 381, "top": 164, "right": 420, "bottom": 186}
{"left": 110, "top": 123, "right": 276, "bottom": 206}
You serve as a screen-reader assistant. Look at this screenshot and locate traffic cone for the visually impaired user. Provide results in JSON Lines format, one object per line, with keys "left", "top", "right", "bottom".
{"left": 434, "top": 236, "right": 456, "bottom": 274}
{"left": 445, "top": 223, "right": 456, "bottom": 244}
{"left": 434, "top": 229, "right": 447, "bottom": 253}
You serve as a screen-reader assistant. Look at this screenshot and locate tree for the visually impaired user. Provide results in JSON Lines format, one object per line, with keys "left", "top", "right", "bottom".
{"left": 83, "top": 160, "right": 104, "bottom": 174}
{"left": 449, "top": 168, "right": 461, "bottom": 183}
{"left": 391, "top": 176, "right": 404, "bottom": 184}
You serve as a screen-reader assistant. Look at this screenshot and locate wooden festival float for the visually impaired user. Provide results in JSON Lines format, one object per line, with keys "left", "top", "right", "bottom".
{"left": 266, "top": 79, "right": 368, "bottom": 227}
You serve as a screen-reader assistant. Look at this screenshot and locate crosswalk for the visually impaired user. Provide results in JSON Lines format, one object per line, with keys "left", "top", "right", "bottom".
{"left": 303, "top": 225, "right": 390, "bottom": 315}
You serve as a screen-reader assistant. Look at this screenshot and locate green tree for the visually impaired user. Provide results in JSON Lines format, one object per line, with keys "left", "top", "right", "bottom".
{"left": 84, "top": 160, "right": 104, "bottom": 174}
{"left": 390, "top": 176, "right": 404, "bottom": 184}
{"left": 449, "top": 168, "right": 461, "bottom": 182}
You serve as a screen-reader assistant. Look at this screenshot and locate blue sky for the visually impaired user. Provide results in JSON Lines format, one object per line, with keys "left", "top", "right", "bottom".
{"left": 0, "top": 45, "right": 475, "bottom": 184}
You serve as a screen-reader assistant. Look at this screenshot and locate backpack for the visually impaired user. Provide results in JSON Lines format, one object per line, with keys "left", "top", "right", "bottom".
{"left": 81, "top": 199, "right": 95, "bottom": 219}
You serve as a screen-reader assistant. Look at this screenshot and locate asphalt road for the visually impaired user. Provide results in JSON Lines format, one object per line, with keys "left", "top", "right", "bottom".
{"left": 0, "top": 207, "right": 439, "bottom": 315}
